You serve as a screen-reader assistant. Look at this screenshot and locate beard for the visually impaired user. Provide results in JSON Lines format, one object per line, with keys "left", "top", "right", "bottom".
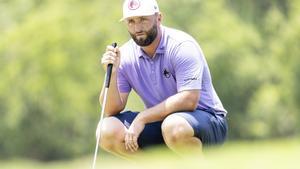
{"left": 129, "top": 22, "right": 158, "bottom": 47}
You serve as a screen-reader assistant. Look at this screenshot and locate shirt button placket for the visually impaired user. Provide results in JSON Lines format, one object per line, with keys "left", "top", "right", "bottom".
{"left": 150, "top": 60, "right": 156, "bottom": 85}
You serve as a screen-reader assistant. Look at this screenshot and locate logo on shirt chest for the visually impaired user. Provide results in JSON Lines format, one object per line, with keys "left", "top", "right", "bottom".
{"left": 163, "top": 68, "right": 171, "bottom": 78}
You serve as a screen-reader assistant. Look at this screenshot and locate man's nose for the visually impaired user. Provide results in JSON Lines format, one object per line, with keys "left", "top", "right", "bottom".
{"left": 134, "top": 23, "right": 143, "bottom": 33}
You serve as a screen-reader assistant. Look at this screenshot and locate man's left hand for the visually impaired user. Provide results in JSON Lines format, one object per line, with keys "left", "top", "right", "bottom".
{"left": 124, "top": 118, "right": 145, "bottom": 152}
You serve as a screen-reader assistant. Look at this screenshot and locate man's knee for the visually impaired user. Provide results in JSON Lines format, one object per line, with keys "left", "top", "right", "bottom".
{"left": 98, "top": 117, "right": 124, "bottom": 151}
{"left": 161, "top": 114, "right": 194, "bottom": 144}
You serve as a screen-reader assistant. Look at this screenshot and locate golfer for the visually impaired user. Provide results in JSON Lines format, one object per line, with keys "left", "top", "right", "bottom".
{"left": 99, "top": 0, "right": 228, "bottom": 158}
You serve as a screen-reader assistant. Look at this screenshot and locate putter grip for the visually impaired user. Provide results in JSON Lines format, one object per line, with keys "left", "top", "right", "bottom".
{"left": 105, "top": 43, "right": 117, "bottom": 88}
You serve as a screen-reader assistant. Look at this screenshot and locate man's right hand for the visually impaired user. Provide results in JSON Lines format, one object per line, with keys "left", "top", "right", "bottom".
{"left": 101, "top": 44, "right": 120, "bottom": 73}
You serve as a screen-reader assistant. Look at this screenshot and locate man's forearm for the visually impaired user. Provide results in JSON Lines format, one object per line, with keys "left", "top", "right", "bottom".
{"left": 99, "top": 73, "right": 124, "bottom": 116}
{"left": 135, "top": 90, "right": 200, "bottom": 124}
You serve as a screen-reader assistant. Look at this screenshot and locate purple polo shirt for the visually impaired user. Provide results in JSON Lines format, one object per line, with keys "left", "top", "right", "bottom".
{"left": 118, "top": 26, "right": 227, "bottom": 114}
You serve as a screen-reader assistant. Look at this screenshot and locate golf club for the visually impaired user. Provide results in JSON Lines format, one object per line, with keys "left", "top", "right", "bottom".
{"left": 92, "top": 42, "right": 117, "bottom": 169}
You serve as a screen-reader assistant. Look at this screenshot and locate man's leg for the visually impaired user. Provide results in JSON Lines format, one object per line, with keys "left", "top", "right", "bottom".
{"left": 99, "top": 111, "right": 165, "bottom": 158}
{"left": 161, "top": 109, "right": 228, "bottom": 155}
{"left": 99, "top": 116, "right": 136, "bottom": 158}
{"left": 161, "top": 114, "right": 203, "bottom": 155}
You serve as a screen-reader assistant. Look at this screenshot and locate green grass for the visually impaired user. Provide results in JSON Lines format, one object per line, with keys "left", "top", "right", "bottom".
{"left": 1, "top": 138, "right": 299, "bottom": 169}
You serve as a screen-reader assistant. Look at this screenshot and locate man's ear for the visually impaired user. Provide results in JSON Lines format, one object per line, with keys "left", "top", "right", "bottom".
{"left": 157, "top": 13, "right": 162, "bottom": 23}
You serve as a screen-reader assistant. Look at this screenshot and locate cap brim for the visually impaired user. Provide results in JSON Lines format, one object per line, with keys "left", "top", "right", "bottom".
{"left": 119, "top": 12, "right": 158, "bottom": 22}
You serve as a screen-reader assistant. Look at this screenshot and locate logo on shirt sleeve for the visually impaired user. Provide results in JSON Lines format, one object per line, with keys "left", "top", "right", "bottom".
{"left": 183, "top": 77, "right": 200, "bottom": 82}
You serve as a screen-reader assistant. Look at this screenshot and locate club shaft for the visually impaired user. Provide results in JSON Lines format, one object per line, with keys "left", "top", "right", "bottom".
{"left": 92, "top": 87, "right": 109, "bottom": 169}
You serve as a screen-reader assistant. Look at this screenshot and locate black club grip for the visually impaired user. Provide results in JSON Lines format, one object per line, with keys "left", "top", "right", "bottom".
{"left": 105, "top": 43, "right": 117, "bottom": 88}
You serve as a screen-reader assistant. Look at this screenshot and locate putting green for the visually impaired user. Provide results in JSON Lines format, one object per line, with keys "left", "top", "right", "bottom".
{"left": 1, "top": 138, "right": 299, "bottom": 169}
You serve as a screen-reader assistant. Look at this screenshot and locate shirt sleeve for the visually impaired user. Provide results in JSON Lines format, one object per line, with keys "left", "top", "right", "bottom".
{"left": 173, "top": 41, "right": 204, "bottom": 92}
{"left": 117, "top": 65, "right": 132, "bottom": 93}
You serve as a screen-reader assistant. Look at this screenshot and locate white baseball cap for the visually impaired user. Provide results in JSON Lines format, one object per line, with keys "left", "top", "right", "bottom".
{"left": 120, "top": 0, "right": 160, "bottom": 21}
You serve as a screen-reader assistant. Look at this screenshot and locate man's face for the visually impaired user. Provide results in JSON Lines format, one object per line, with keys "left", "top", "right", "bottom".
{"left": 125, "top": 14, "right": 159, "bottom": 47}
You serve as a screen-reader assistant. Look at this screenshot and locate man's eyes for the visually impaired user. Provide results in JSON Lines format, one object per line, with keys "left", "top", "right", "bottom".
{"left": 127, "top": 18, "right": 149, "bottom": 24}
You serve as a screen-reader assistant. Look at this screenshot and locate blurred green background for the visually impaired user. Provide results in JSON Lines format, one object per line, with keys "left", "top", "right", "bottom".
{"left": 0, "top": 0, "right": 300, "bottom": 167}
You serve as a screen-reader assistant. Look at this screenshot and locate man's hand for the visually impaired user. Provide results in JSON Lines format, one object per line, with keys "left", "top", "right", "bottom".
{"left": 124, "top": 118, "right": 145, "bottom": 152}
{"left": 101, "top": 45, "right": 120, "bottom": 73}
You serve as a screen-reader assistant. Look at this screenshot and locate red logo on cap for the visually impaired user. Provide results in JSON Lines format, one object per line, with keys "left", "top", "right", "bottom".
{"left": 128, "top": 0, "right": 140, "bottom": 10}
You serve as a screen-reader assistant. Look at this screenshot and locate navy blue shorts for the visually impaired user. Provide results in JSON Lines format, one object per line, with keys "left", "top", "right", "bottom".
{"left": 113, "top": 109, "right": 228, "bottom": 148}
